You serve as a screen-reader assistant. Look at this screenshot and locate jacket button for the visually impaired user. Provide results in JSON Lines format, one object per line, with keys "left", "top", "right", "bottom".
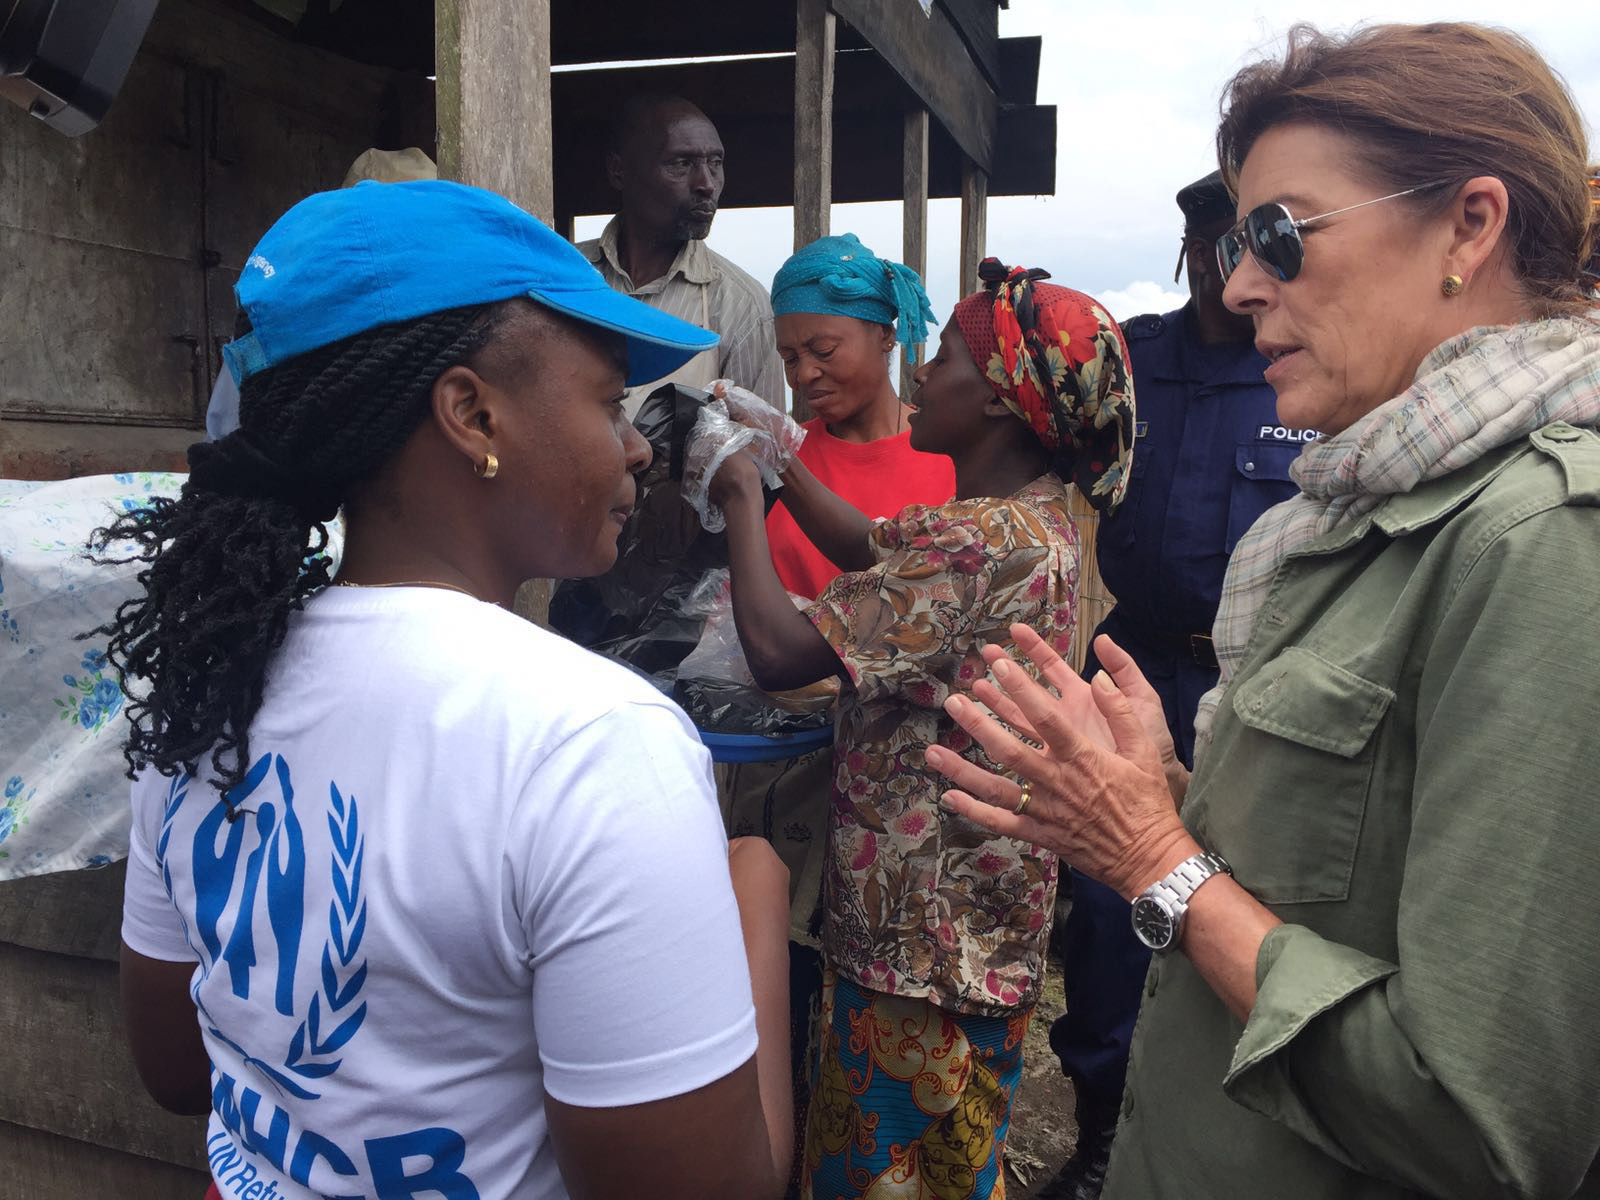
{"left": 1145, "top": 973, "right": 1158, "bottom": 999}
{"left": 1244, "top": 460, "right": 1256, "bottom": 472}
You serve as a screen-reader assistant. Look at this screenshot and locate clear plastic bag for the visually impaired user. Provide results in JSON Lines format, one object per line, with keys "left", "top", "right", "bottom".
{"left": 675, "top": 569, "right": 839, "bottom": 716}
{"left": 671, "top": 566, "right": 835, "bottom": 733}
{"left": 709, "top": 379, "right": 807, "bottom": 471}
{"left": 675, "top": 570, "right": 748, "bottom": 685}
{"left": 681, "top": 400, "right": 785, "bottom": 533}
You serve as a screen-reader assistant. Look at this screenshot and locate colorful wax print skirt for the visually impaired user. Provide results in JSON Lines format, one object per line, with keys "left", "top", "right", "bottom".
{"left": 801, "top": 967, "right": 1030, "bottom": 1200}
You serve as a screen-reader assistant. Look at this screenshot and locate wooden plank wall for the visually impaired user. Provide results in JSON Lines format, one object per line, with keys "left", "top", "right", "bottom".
{"left": 0, "top": 0, "right": 395, "bottom": 479}
{"left": 0, "top": 865, "right": 210, "bottom": 1197}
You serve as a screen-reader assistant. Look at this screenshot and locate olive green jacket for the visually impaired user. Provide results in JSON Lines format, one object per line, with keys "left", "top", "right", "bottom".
{"left": 1108, "top": 423, "right": 1600, "bottom": 1199}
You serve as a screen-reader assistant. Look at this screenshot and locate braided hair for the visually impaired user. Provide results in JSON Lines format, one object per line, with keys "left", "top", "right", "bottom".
{"left": 88, "top": 302, "right": 508, "bottom": 801}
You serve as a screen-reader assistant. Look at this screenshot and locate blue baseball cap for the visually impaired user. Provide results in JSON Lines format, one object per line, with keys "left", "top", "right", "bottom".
{"left": 222, "top": 180, "right": 718, "bottom": 388}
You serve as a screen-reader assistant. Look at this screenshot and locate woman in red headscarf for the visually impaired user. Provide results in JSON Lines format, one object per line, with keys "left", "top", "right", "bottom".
{"left": 709, "top": 260, "right": 1135, "bottom": 1198}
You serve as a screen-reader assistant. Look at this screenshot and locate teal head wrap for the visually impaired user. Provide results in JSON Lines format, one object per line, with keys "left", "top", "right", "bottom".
{"left": 770, "top": 233, "right": 937, "bottom": 363}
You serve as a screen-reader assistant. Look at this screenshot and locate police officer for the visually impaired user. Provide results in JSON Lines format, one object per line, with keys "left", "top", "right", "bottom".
{"left": 1039, "top": 171, "right": 1315, "bottom": 1200}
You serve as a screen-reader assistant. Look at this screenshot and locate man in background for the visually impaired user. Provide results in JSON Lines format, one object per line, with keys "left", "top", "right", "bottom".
{"left": 579, "top": 94, "right": 784, "bottom": 413}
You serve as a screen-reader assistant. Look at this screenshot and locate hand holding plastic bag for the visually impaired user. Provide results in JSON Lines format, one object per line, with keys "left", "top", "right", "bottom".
{"left": 710, "top": 379, "right": 807, "bottom": 472}
{"left": 682, "top": 400, "right": 784, "bottom": 532}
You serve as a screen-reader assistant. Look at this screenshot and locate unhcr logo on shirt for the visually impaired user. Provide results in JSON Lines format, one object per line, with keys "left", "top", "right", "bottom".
{"left": 163, "top": 758, "right": 482, "bottom": 1198}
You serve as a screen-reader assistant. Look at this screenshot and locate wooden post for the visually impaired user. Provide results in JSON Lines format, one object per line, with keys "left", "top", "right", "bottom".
{"left": 793, "top": 0, "right": 835, "bottom": 252}
{"left": 959, "top": 158, "right": 989, "bottom": 298}
{"left": 791, "top": 0, "right": 834, "bottom": 421}
{"left": 435, "top": 0, "right": 555, "bottom": 622}
{"left": 434, "top": 0, "right": 553, "bottom": 221}
{"left": 900, "top": 107, "right": 929, "bottom": 401}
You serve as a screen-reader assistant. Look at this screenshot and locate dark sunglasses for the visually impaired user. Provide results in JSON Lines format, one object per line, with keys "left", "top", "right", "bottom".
{"left": 1216, "top": 182, "right": 1447, "bottom": 284}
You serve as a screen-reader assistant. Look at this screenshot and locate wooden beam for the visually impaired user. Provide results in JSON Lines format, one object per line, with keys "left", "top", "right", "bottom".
{"left": 792, "top": 0, "right": 834, "bottom": 422}
{"left": 434, "top": 0, "right": 554, "bottom": 222}
{"left": 830, "top": 0, "right": 997, "bottom": 175}
{"left": 435, "top": 0, "right": 554, "bottom": 623}
{"left": 793, "top": 0, "right": 835, "bottom": 252}
{"left": 901, "top": 109, "right": 929, "bottom": 279}
{"left": 997, "top": 36, "right": 1044, "bottom": 106}
{"left": 960, "top": 158, "right": 989, "bottom": 299}
{"left": 939, "top": 0, "right": 1004, "bottom": 90}
{"left": 552, "top": 3, "right": 798, "bottom": 66}
{"left": 900, "top": 107, "right": 928, "bottom": 401}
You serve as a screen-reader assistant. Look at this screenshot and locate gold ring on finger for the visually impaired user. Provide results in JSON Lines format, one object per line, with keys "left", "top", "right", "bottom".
{"left": 1014, "top": 779, "right": 1032, "bottom": 816}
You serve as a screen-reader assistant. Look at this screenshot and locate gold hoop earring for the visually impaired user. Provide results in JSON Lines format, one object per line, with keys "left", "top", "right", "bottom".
{"left": 474, "top": 452, "right": 498, "bottom": 480}
{"left": 1441, "top": 274, "right": 1464, "bottom": 297}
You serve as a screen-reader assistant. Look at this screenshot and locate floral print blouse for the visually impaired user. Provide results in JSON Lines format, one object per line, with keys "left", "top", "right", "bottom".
{"left": 805, "top": 474, "right": 1079, "bottom": 1016}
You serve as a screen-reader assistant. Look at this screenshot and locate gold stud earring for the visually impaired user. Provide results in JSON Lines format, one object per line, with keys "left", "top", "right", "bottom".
{"left": 1441, "top": 274, "right": 1464, "bottom": 297}
{"left": 474, "top": 452, "right": 498, "bottom": 480}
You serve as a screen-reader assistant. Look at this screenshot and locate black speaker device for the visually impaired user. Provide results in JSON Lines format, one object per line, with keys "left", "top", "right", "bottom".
{"left": 0, "top": 0, "right": 158, "bottom": 136}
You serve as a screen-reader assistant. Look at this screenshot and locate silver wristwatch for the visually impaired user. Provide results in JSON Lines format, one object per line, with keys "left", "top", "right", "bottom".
{"left": 1130, "top": 851, "right": 1232, "bottom": 953}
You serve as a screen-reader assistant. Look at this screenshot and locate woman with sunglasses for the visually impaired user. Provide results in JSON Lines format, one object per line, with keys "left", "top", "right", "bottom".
{"left": 925, "top": 22, "right": 1600, "bottom": 1200}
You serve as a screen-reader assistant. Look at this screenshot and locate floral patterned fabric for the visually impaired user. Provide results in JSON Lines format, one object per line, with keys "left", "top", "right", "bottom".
{"left": 952, "top": 259, "right": 1135, "bottom": 513}
{"left": 805, "top": 474, "right": 1077, "bottom": 1017}
{"left": 0, "top": 473, "right": 341, "bottom": 881}
{"left": 0, "top": 473, "right": 181, "bottom": 878}
{"left": 801, "top": 967, "right": 1029, "bottom": 1200}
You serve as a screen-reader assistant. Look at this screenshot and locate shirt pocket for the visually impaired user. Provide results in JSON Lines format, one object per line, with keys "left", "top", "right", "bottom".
{"left": 1226, "top": 442, "right": 1299, "bottom": 552}
{"left": 1204, "top": 647, "right": 1394, "bottom": 904}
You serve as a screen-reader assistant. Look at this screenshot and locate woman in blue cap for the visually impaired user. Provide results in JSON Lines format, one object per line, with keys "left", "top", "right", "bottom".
{"left": 764, "top": 234, "right": 955, "bottom": 599}
{"left": 710, "top": 259, "right": 1135, "bottom": 1199}
{"left": 96, "top": 180, "right": 793, "bottom": 1200}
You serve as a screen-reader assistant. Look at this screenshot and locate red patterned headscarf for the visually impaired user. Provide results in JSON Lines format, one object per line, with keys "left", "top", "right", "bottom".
{"left": 953, "top": 258, "right": 1135, "bottom": 511}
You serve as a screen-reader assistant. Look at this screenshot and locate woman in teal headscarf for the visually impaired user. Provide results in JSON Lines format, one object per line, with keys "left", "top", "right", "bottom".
{"left": 763, "top": 234, "right": 955, "bottom": 599}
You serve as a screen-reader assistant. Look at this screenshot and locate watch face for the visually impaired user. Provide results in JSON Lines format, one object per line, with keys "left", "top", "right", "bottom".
{"left": 1132, "top": 897, "right": 1176, "bottom": 950}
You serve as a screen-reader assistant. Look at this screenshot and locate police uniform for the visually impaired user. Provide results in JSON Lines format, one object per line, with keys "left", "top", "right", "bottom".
{"left": 1047, "top": 173, "right": 1317, "bottom": 1188}
{"left": 1086, "top": 303, "right": 1310, "bottom": 763}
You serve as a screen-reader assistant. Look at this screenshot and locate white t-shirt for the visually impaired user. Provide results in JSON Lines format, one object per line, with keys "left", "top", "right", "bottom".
{"left": 121, "top": 587, "right": 757, "bottom": 1200}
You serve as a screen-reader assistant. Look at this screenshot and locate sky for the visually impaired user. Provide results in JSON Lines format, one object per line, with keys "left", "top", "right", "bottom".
{"left": 577, "top": 2, "right": 1600, "bottom": 334}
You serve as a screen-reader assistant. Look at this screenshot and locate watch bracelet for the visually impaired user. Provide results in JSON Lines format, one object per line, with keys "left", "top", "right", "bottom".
{"left": 1146, "top": 850, "right": 1232, "bottom": 908}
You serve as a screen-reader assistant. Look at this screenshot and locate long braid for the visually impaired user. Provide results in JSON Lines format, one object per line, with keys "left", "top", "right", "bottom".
{"left": 88, "top": 302, "right": 506, "bottom": 801}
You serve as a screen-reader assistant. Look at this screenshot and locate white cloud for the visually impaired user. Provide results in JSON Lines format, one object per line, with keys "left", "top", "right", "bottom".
{"left": 1094, "top": 281, "right": 1191, "bottom": 324}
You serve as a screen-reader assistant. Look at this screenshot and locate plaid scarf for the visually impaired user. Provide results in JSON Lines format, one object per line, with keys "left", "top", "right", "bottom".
{"left": 1194, "top": 314, "right": 1600, "bottom": 758}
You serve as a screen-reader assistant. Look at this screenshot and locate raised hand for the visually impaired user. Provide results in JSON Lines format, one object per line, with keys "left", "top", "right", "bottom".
{"left": 709, "top": 379, "right": 807, "bottom": 469}
{"left": 1088, "top": 633, "right": 1189, "bottom": 803}
{"left": 925, "top": 651, "right": 1197, "bottom": 901}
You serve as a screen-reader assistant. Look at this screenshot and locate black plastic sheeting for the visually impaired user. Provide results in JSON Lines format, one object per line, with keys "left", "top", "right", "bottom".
{"left": 550, "top": 383, "right": 828, "bottom": 738}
